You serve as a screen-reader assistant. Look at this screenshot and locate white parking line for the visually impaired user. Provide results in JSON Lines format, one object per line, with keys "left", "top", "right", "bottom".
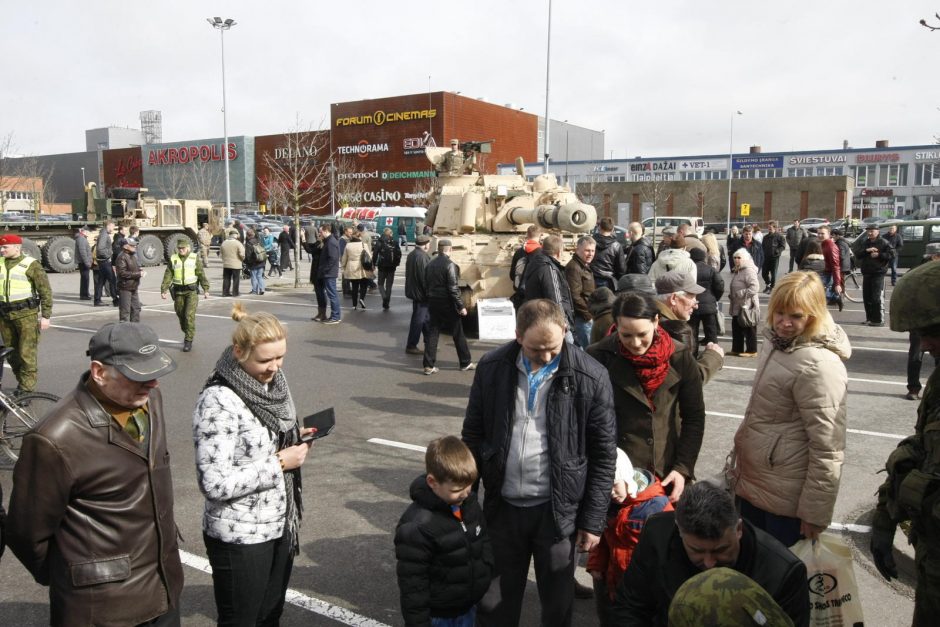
{"left": 705, "top": 410, "right": 906, "bottom": 440}
{"left": 721, "top": 365, "right": 908, "bottom": 387}
{"left": 367, "top": 437, "right": 427, "bottom": 453}
{"left": 178, "top": 550, "right": 391, "bottom": 627}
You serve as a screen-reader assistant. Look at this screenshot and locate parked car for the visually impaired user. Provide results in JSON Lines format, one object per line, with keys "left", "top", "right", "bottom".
{"left": 641, "top": 216, "right": 705, "bottom": 238}
{"left": 800, "top": 217, "right": 830, "bottom": 233}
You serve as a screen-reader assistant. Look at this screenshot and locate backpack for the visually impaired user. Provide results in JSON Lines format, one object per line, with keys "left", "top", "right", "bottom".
{"left": 375, "top": 240, "right": 395, "bottom": 268}
{"left": 251, "top": 242, "right": 267, "bottom": 263}
{"left": 360, "top": 247, "right": 374, "bottom": 271}
{"left": 512, "top": 254, "right": 528, "bottom": 291}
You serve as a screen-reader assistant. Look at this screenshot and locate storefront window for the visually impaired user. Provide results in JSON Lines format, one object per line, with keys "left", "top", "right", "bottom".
{"left": 914, "top": 163, "right": 940, "bottom": 186}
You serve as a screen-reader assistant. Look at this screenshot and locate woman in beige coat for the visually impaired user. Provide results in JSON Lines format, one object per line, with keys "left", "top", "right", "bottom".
{"left": 732, "top": 271, "right": 850, "bottom": 547}
{"left": 728, "top": 248, "right": 760, "bottom": 356}
{"left": 341, "top": 231, "right": 371, "bottom": 310}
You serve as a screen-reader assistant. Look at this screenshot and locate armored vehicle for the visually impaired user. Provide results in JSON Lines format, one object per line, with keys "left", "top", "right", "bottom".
{"left": 424, "top": 141, "right": 597, "bottom": 312}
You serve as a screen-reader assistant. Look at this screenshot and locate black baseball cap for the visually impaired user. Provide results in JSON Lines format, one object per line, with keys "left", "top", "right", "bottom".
{"left": 87, "top": 322, "right": 177, "bottom": 381}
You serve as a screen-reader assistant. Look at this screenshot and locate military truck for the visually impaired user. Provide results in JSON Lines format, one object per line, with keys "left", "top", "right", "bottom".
{"left": 0, "top": 184, "right": 221, "bottom": 272}
{"left": 424, "top": 141, "right": 596, "bottom": 313}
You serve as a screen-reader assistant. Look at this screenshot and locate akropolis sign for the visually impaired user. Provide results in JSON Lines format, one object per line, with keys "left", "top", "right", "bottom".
{"left": 148, "top": 142, "right": 237, "bottom": 166}
{"left": 335, "top": 108, "right": 437, "bottom": 127}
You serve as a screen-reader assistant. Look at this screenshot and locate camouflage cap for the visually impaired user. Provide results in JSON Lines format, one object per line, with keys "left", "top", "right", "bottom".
{"left": 890, "top": 258, "right": 940, "bottom": 332}
{"left": 668, "top": 567, "right": 794, "bottom": 627}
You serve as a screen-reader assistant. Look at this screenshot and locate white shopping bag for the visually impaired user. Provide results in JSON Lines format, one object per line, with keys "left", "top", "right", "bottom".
{"left": 791, "top": 533, "right": 865, "bottom": 627}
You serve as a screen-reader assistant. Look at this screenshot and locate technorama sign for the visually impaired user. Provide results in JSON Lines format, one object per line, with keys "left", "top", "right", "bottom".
{"left": 335, "top": 109, "right": 437, "bottom": 127}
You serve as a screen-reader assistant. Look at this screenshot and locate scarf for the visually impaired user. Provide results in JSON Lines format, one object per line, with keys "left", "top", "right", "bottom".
{"left": 618, "top": 325, "right": 675, "bottom": 409}
{"left": 770, "top": 332, "right": 796, "bottom": 352}
{"left": 204, "top": 345, "right": 303, "bottom": 554}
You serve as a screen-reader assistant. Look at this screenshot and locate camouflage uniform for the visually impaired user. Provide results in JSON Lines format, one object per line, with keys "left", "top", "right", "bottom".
{"left": 872, "top": 259, "right": 940, "bottom": 625}
{"left": 0, "top": 255, "right": 53, "bottom": 392}
{"left": 161, "top": 250, "right": 209, "bottom": 343}
{"left": 668, "top": 567, "right": 794, "bottom": 627}
{"left": 197, "top": 226, "right": 213, "bottom": 267}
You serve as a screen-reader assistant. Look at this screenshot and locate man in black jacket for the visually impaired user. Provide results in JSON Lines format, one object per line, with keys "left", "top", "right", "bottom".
{"left": 760, "top": 221, "right": 787, "bottom": 293}
{"left": 372, "top": 227, "right": 402, "bottom": 310}
{"left": 404, "top": 235, "right": 431, "bottom": 354}
{"left": 851, "top": 224, "right": 896, "bottom": 326}
{"left": 314, "top": 224, "right": 341, "bottom": 324}
{"left": 521, "top": 235, "right": 575, "bottom": 336}
{"left": 423, "top": 239, "right": 473, "bottom": 375}
{"left": 882, "top": 223, "right": 904, "bottom": 285}
{"left": 612, "top": 482, "right": 809, "bottom": 627}
{"left": 462, "top": 299, "right": 616, "bottom": 627}
{"left": 688, "top": 248, "right": 725, "bottom": 356}
{"left": 592, "top": 217, "right": 627, "bottom": 290}
{"left": 625, "top": 221, "right": 653, "bottom": 275}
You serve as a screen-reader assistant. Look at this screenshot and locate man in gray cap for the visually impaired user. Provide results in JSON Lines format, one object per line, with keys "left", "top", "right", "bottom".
{"left": 115, "top": 236, "right": 145, "bottom": 322}
{"left": 7, "top": 322, "right": 183, "bottom": 626}
{"left": 655, "top": 271, "right": 724, "bottom": 383}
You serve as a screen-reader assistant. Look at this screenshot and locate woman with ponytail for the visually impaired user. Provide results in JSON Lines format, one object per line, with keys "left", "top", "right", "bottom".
{"left": 194, "top": 303, "right": 314, "bottom": 626}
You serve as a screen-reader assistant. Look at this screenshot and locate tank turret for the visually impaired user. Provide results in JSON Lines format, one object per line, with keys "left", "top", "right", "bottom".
{"left": 423, "top": 141, "right": 597, "bottom": 316}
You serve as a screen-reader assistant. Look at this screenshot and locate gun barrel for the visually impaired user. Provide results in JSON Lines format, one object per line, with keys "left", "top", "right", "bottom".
{"left": 507, "top": 202, "right": 596, "bottom": 233}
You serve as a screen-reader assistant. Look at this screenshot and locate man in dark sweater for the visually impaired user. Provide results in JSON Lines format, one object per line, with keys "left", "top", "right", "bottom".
{"left": 760, "top": 221, "right": 787, "bottom": 292}
{"left": 612, "top": 482, "right": 809, "bottom": 627}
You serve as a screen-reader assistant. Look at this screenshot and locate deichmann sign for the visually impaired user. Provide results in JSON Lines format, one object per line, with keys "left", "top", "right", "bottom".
{"left": 381, "top": 170, "right": 436, "bottom": 180}
{"left": 148, "top": 143, "right": 237, "bottom": 166}
{"left": 335, "top": 108, "right": 437, "bottom": 127}
{"left": 336, "top": 141, "right": 390, "bottom": 158}
{"left": 787, "top": 155, "right": 846, "bottom": 165}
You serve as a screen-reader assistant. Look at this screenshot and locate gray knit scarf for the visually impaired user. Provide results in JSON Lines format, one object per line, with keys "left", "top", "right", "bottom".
{"left": 204, "top": 345, "right": 303, "bottom": 554}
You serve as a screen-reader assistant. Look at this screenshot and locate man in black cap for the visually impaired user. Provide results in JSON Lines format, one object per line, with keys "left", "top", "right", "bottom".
{"left": 7, "top": 322, "right": 183, "bottom": 626}
{"left": 850, "top": 223, "right": 895, "bottom": 326}
{"left": 654, "top": 271, "right": 724, "bottom": 383}
{"left": 423, "top": 239, "right": 474, "bottom": 374}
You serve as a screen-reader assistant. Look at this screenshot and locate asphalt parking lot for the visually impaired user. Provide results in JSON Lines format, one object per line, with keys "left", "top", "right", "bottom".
{"left": 0, "top": 248, "right": 926, "bottom": 626}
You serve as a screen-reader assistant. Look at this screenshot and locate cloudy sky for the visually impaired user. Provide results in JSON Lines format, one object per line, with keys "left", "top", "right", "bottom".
{"left": 4, "top": 1, "right": 940, "bottom": 159}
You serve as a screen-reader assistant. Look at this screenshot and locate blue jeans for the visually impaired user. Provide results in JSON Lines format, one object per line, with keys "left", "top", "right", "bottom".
{"left": 316, "top": 277, "right": 341, "bottom": 320}
{"left": 250, "top": 266, "right": 265, "bottom": 293}
{"left": 407, "top": 301, "right": 429, "bottom": 348}
{"left": 821, "top": 272, "right": 837, "bottom": 303}
{"left": 432, "top": 607, "right": 476, "bottom": 627}
{"left": 573, "top": 316, "right": 593, "bottom": 349}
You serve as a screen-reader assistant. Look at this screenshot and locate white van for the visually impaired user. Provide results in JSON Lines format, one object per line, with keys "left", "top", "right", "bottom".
{"left": 641, "top": 216, "right": 705, "bottom": 238}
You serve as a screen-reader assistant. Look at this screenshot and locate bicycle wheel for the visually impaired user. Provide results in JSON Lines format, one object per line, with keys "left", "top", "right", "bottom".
{"left": 842, "top": 271, "right": 862, "bottom": 303}
{"left": 0, "top": 391, "right": 59, "bottom": 462}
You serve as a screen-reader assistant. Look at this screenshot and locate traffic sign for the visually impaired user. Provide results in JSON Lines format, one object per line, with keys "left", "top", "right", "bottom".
{"left": 740, "top": 203, "right": 751, "bottom": 217}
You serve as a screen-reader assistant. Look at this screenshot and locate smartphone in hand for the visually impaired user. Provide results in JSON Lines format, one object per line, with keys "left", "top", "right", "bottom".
{"left": 300, "top": 408, "right": 335, "bottom": 443}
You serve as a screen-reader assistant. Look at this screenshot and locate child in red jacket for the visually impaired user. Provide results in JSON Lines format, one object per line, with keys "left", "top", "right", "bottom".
{"left": 587, "top": 449, "right": 673, "bottom": 626}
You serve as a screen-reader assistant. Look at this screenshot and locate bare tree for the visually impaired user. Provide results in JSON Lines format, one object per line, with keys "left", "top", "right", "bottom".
{"left": 10, "top": 157, "right": 55, "bottom": 215}
{"left": 686, "top": 178, "right": 711, "bottom": 219}
{"left": 0, "top": 132, "right": 17, "bottom": 212}
{"left": 182, "top": 158, "right": 224, "bottom": 201}
{"left": 262, "top": 116, "right": 332, "bottom": 286}
{"left": 155, "top": 165, "right": 189, "bottom": 200}
{"left": 639, "top": 176, "right": 670, "bottom": 251}
{"left": 331, "top": 154, "right": 370, "bottom": 210}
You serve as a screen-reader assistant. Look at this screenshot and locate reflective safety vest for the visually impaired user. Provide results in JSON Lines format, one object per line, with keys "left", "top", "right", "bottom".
{"left": 0, "top": 255, "right": 37, "bottom": 303}
{"left": 170, "top": 253, "right": 198, "bottom": 286}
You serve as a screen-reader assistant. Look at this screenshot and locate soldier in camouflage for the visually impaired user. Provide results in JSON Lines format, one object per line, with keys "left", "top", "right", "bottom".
{"left": 0, "top": 234, "right": 53, "bottom": 393}
{"left": 668, "top": 567, "right": 793, "bottom": 627}
{"left": 161, "top": 239, "right": 209, "bottom": 352}
{"left": 197, "top": 222, "right": 213, "bottom": 268}
{"left": 871, "top": 259, "right": 940, "bottom": 626}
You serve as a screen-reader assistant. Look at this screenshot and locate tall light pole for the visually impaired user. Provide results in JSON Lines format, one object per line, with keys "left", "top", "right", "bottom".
{"left": 542, "top": 0, "right": 552, "bottom": 174}
{"left": 207, "top": 16, "right": 236, "bottom": 220}
{"left": 80, "top": 167, "right": 86, "bottom": 187}
{"left": 725, "top": 110, "right": 742, "bottom": 234}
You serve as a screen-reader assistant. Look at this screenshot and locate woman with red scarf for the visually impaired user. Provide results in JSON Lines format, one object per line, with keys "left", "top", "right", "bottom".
{"left": 587, "top": 292, "right": 705, "bottom": 503}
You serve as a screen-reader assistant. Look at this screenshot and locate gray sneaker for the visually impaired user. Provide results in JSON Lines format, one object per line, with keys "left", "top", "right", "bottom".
{"left": 423, "top": 366, "right": 439, "bottom": 376}
{"left": 459, "top": 362, "right": 477, "bottom": 371}
{"left": 323, "top": 318, "right": 341, "bottom": 325}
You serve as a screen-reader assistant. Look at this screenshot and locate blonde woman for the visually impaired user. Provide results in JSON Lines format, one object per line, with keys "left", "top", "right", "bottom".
{"left": 194, "top": 304, "right": 314, "bottom": 625}
{"left": 732, "top": 271, "right": 850, "bottom": 546}
{"left": 700, "top": 231, "right": 723, "bottom": 272}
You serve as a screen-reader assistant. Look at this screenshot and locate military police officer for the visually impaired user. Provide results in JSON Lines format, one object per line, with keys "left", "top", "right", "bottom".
{"left": 0, "top": 234, "right": 53, "bottom": 393}
{"left": 160, "top": 239, "right": 209, "bottom": 352}
{"left": 871, "top": 258, "right": 940, "bottom": 625}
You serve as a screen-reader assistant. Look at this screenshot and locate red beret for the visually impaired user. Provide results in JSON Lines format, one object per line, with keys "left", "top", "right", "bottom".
{"left": 0, "top": 234, "right": 23, "bottom": 245}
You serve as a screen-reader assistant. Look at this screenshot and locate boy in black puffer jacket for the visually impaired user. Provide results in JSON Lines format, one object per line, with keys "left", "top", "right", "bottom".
{"left": 395, "top": 436, "right": 493, "bottom": 627}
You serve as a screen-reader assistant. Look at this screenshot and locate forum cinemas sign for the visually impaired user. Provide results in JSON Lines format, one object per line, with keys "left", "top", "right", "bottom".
{"left": 148, "top": 142, "right": 237, "bottom": 166}
{"left": 335, "top": 108, "right": 437, "bottom": 127}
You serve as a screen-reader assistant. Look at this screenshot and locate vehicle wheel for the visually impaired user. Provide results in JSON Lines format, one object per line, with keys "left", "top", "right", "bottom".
{"left": 0, "top": 391, "right": 59, "bottom": 463}
{"left": 842, "top": 270, "right": 862, "bottom": 303}
{"left": 20, "top": 237, "right": 43, "bottom": 262}
{"left": 137, "top": 234, "right": 163, "bottom": 266}
{"left": 163, "top": 233, "right": 194, "bottom": 260}
{"left": 42, "top": 236, "right": 78, "bottom": 273}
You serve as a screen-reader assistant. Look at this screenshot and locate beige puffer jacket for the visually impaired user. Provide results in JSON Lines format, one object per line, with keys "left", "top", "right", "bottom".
{"left": 732, "top": 319, "right": 851, "bottom": 528}
{"left": 341, "top": 238, "right": 371, "bottom": 280}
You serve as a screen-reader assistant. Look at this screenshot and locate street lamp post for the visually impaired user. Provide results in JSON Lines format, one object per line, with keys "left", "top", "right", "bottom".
{"left": 80, "top": 167, "right": 85, "bottom": 187}
{"left": 542, "top": 0, "right": 552, "bottom": 174}
{"left": 725, "top": 110, "right": 742, "bottom": 234}
{"left": 207, "top": 16, "right": 236, "bottom": 221}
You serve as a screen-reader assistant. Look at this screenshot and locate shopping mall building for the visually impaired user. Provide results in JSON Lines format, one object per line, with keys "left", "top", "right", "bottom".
{"left": 499, "top": 141, "right": 940, "bottom": 224}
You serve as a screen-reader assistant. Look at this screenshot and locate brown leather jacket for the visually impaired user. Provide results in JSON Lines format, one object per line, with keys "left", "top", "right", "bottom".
{"left": 7, "top": 374, "right": 183, "bottom": 626}
{"left": 115, "top": 249, "right": 142, "bottom": 291}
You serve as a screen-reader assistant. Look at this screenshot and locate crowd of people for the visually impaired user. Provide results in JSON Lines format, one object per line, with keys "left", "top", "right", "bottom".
{"left": 0, "top": 214, "right": 936, "bottom": 626}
